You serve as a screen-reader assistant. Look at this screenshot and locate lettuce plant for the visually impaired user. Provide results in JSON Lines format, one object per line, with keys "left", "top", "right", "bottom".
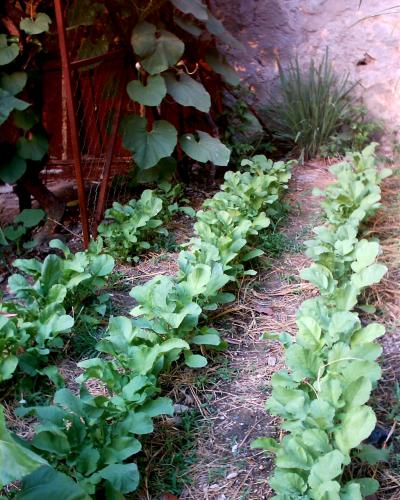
{"left": 0, "top": 238, "right": 114, "bottom": 381}
{"left": 97, "top": 183, "right": 193, "bottom": 262}
{"left": 253, "top": 144, "right": 391, "bottom": 499}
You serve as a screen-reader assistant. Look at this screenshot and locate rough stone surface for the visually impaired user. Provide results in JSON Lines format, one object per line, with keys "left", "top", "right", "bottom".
{"left": 212, "top": 0, "right": 400, "bottom": 136}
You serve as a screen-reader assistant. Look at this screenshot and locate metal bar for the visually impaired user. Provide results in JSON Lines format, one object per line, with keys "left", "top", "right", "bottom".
{"left": 93, "top": 70, "right": 126, "bottom": 236}
{"left": 54, "top": 0, "right": 90, "bottom": 247}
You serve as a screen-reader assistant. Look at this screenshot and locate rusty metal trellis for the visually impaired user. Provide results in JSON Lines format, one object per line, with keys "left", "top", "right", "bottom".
{"left": 54, "top": 0, "right": 129, "bottom": 247}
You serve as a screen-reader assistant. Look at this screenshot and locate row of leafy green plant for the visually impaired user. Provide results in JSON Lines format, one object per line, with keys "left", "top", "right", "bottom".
{"left": 0, "top": 154, "right": 293, "bottom": 498}
{"left": 97, "top": 182, "right": 194, "bottom": 262}
{"left": 252, "top": 143, "right": 392, "bottom": 499}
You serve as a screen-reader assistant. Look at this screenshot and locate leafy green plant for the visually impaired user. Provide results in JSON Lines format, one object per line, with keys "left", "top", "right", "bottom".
{"left": 0, "top": 238, "right": 114, "bottom": 382}
{"left": 0, "top": 208, "right": 46, "bottom": 254}
{"left": 264, "top": 50, "right": 355, "bottom": 162}
{"left": 320, "top": 107, "right": 383, "bottom": 157}
{"left": 253, "top": 143, "right": 391, "bottom": 499}
{"left": 97, "top": 183, "right": 193, "bottom": 262}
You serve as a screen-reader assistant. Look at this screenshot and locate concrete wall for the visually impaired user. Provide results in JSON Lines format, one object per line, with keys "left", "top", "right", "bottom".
{"left": 212, "top": 0, "right": 400, "bottom": 138}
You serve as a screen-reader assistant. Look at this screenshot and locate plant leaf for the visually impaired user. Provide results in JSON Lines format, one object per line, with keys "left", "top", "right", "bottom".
{"left": 127, "top": 75, "right": 167, "bottom": 106}
{"left": 131, "top": 22, "right": 184, "bottom": 75}
{"left": 180, "top": 131, "right": 230, "bottom": 165}
{"left": 164, "top": 72, "right": 211, "bottom": 112}
{"left": 122, "top": 115, "right": 177, "bottom": 169}
{"left": 20, "top": 13, "right": 52, "bottom": 35}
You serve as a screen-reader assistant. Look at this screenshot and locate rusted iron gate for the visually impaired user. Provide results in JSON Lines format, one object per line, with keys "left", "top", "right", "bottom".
{"left": 53, "top": 0, "right": 129, "bottom": 247}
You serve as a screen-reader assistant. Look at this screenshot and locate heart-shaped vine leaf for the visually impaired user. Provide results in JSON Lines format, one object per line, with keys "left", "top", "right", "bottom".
{"left": 0, "top": 155, "right": 26, "bottom": 184}
{"left": 131, "top": 22, "right": 184, "bottom": 75}
{"left": 20, "top": 13, "right": 52, "bottom": 35}
{"left": 0, "top": 35, "right": 19, "bottom": 66}
{"left": 122, "top": 115, "right": 177, "bottom": 169}
{"left": 13, "top": 109, "right": 39, "bottom": 131}
{"left": 169, "top": 0, "right": 208, "bottom": 20}
{"left": 205, "top": 50, "right": 240, "bottom": 86}
{"left": 16, "top": 133, "right": 49, "bottom": 161}
{"left": 127, "top": 75, "right": 167, "bottom": 106}
{"left": 164, "top": 72, "right": 211, "bottom": 112}
{"left": 205, "top": 12, "right": 244, "bottom": 51}
{"left": 0, "top": 89, "right": 30, "bottom": 126}
{"left": 180, "top": 131, "right": 230, "bottom": 165}
{"left": 0, "top": 72, "right": 27, "bottom": 96}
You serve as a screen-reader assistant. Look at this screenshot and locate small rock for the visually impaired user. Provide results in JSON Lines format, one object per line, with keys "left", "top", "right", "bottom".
{"left": 231, "top": 443, "right": 238, "bottom": 453}
{"left": 173, "top": 403, "right": 190, "bottom": 414}
{"left": 217, "top": 495, "right": 227, "bottom": 500}
{"left": 209, "top": 483, "right": 219, "bottom": 490}
{"left": 226, "top": 471, "right": 238, "bottom": 480}
{"left": 267, "top": 356, "right": 277, "bottom": 366}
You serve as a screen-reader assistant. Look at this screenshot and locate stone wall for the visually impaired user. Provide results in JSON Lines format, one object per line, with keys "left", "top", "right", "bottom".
{"left": 211, "top": 0, "right": 400, "bottom": 138}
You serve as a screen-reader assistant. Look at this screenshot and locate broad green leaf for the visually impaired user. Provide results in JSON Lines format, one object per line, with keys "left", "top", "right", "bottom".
{"left": 351, "top": 240, "right": 380, "bottom": 272}
{"left": 0, "top": 35, "right": 19, "bottom": 65}
{"left": 355, "top": 444, "right": 390, "bottom": 464}
{"left": 1, "top": 72, "right": 27, "bottom": 96}
{"left": 14, "top": 209, "right": 45, "bottom": 228}
{"left": 276, "top": 437, "right": 314, "bottom": 470}
{"left": 0, "top": 88, "right": 30, "bottom": 125}
{"left": 269, "top": 470, "right": 306, "bottom": 495}
{"left": 343, "top": 377, "right": 372, "bottom": 407}
{"left": 123, "top": 412, "right": 153, "bottom": 435}
{"left": 131, "top": 22, "right": 184, "bottom": 74}
{"left": 90, "top": 254, "right": 115, "bottom": 276}
{"left": 13, "top": 108, "right": 39, "bottom": 131}
{"left": 340, "top": 482, "right": 362, "bottom": 500}
{"left": 140, "top": 397, "right": 174, "bottom": 417}
{"left": 296, "top": 316, "right": 321, "bottom": 348}
{"left": 250, "top": 437, "right": 279, "bottom": 452}
{"left": 0, "top": 155, "right": 26, "bottom": 183}
{"left": 16, "top": 466, "right": 90, "bottom": 500}
{"left": 205, "top": 50, "right": 240, "bottom": 86}
{"left": 16, "top": 133, "right": 49, "bottom": 161}
{"left": 351, "top": 262, "right": 387, "bottom": 289}
{"left": 334, "top": 405, "right": 376, "bottom": 455}
{"left": 191, "top": 333, "right": 221, "bottom": 346}
{"left": 170, "top": 0, "right": 208, "bottom": 20}
{"left": 164, "top": 72, "right": 211, "bottom": 112}
{"left": 185, "top": 354, "right": 207, "bottom": 368}
{"left": 351, "top": 323, "right": 385, "bottom": 346}
{"left": 308, "top": 450, "right": 344, "bottom": 489}
{"left": 180, "top": 131, "right": 230, "bottom": 166}
{"left": 94, "top": 463, "right": 139, "bottom": 494}
{"left": 122, "top": 115, "right": 177, "bottom": 169}
{"left": 0, "top": 356, "right": 19, "bottom": 382}
{"left": 345, "top": 478, "right": 379, "bottom": 496}
{"left": 20, "top": 13, "right": 52, "bottom": 35}
{"left": 185, "top": 264, "right": 211, "bottom": 294}
{"left": 302, "top": 429, "right": 331, "bottom": 453}
{"left": 300, "top": 264, "right": 336, "bottom": 294}
{"left": 0, "top": 406, "right": 47, "bottom": 488}
{"left": 127, "top": 75, "right": 167, "bottom": 106}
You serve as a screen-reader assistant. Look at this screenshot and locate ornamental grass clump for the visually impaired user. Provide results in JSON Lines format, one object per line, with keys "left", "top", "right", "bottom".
{"left": 265, "top": 50, "right": 355, "bottom": 163}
